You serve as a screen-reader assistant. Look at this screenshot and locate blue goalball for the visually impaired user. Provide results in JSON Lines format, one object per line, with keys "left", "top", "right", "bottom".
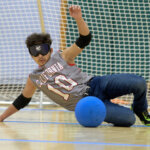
{"left": 75, "top": 96, "right": 106, "bottom": 127}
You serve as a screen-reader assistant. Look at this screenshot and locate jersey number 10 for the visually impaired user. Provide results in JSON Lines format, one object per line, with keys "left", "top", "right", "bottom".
{"left": 47, "top": 75, "right": 77, "bottom": 100}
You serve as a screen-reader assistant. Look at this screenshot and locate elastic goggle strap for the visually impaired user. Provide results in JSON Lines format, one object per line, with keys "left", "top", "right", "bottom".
{"left": 29, "top": 44, "right": 50, "bottom": 57}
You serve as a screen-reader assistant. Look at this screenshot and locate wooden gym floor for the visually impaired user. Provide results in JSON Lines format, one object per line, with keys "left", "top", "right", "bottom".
{"left": 0, "top": 106, "right": 150, "bottom": 150}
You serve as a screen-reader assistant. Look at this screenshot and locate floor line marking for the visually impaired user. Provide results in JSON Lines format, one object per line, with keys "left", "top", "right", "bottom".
{"left": 0, "top": 138, "right": 149, "bottom": 147}
{"left": 0, "top": 107, "right": 70, "bottom": 112}
{"left": 4, "top": 120, "right": 79, "bottom": 125}
{"left": 4, "top": 120, "right": 149, "bottom": 127}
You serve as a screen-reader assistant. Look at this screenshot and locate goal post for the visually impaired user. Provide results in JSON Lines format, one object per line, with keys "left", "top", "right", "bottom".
{"left": 37, "top": 0, "right": 46, "bottom": 33}
{"left": 0, "top": 0, "right": 150, "bottom": 107}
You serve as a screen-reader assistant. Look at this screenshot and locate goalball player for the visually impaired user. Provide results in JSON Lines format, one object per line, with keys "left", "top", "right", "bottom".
{"left": 0, "top": 5, "right": 150, "bottom": 126}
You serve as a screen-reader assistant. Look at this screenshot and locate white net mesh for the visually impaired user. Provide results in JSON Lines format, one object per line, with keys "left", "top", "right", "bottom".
{"left": 0, "top": 0, "right": 150, "bottom": 107}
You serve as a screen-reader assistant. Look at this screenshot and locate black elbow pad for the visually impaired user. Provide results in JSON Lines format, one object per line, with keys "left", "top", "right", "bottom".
{"left": 13, "top": 94, "right": 31, "bottom": 110}
{"left": 75, "top": 32, "right": 92, "bottom": 49}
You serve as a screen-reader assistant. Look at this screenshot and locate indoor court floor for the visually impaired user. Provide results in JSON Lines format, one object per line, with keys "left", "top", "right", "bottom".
{"left": 0, "top": 106, "right": 150, "bottom": 150}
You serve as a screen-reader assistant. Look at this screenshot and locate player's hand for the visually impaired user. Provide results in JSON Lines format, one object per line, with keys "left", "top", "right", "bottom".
{"left": 69, "top": 5, "right": 82, "bottom": 20}
{"left": 0, "top": 116, "right": 4, "bottom": 122}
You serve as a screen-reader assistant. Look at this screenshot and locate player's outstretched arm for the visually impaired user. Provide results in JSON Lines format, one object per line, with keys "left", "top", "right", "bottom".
{"left": 69, "top": 5, "right": 89, "bottom": 36}
{"left": 0, "top": 77, "right": 37, "bottom": 122}
{"left": 62, "top": 5, "right": 92, "bottom": 64}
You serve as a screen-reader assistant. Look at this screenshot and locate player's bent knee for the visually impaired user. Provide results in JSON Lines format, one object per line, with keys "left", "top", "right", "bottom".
{"left": 114, "top": 111, "right": 136, "bottom": 127}
{"left": 104, "top": 102, "right": 136, "bottom": 127}
{"left": 135, "top": 77, "right": 147, "bottom": 93}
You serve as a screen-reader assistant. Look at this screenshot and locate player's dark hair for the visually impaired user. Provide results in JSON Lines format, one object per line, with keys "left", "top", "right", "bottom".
{"left": 25, "top": 33, "right": 52, "bottom": 49}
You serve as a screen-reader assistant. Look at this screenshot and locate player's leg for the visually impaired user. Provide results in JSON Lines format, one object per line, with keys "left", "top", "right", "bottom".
{"left": 89, "top": 74, "right": 148, "bottom": 112}
{"left": 103, "top": 74, "right": 148, "bottom": 113}
{"left": 104, "top": 100, "right": 136, "bottom": 127}
{"left": 101, "top": 73, "right": 150, "bottom": 125}
{"left": 88, "top": 74, "right": 150, "bottom": 125}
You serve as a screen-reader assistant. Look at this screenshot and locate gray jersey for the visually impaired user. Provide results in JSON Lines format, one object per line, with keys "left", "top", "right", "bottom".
{"left": 29, "top": 51, "right": 93, "bottom": 111}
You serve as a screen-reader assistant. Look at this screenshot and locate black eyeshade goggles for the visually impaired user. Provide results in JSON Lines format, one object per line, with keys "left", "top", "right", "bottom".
{"left": 29, "top": 44, "right": 50, "bottom": 57}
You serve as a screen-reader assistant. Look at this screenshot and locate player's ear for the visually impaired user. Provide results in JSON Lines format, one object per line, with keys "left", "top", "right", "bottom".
{"left": 50, "top": 48, "right": 53, "bottom": 54}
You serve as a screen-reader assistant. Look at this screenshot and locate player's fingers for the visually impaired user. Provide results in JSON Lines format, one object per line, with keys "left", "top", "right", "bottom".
{"left": 69, "top": 5, "right": 80, "bottom": 11}
{"left": 75, "top": 5, "right": 81, "bottom": 11}
{"left": 69, "top": 5, "right": 81, "bottom": 16}
{"left": 76, "top": 5, "right": 81, "bottom": 10}
{"left": 69, "top": 5, "right": 73, "bottom": 13}
{"left": 69, "top": 5, "right": 75, "bottom": 13}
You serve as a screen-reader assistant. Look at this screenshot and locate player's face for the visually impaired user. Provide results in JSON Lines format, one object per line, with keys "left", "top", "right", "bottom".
{"left": 31, "top": 48, "right": 53, "bottom": 66}
{"left": 29, "top": 43, "right": 53, "bottom": 66}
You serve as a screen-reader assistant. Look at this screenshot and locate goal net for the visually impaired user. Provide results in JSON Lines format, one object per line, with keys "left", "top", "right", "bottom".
{"left": 0, "top": 0, "right": 150, "bottom": 107}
